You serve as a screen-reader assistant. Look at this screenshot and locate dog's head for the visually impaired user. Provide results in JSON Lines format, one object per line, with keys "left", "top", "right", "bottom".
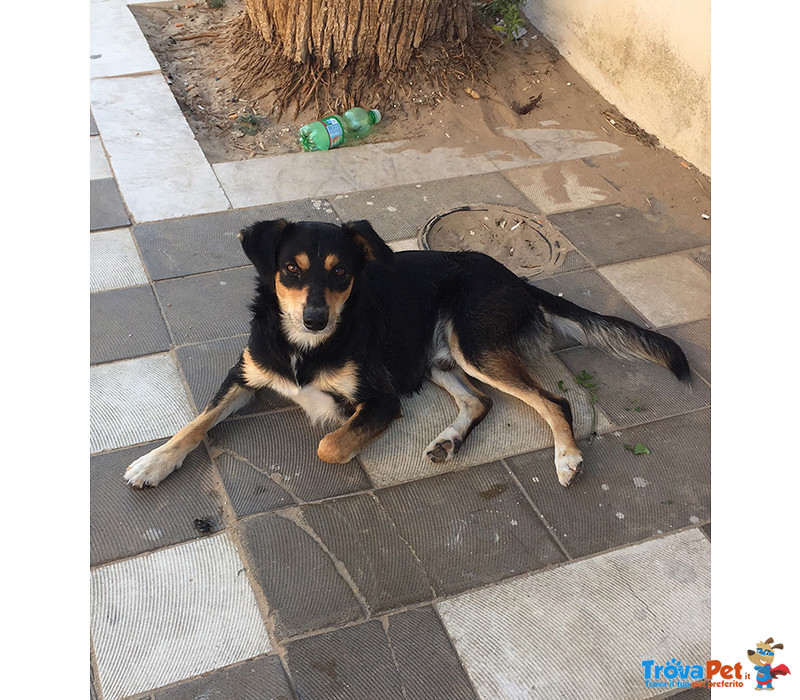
{"left": 238, "top": 219, "right": 393, "bottom": 348}
{"left": 747, "top": 638, "right": 783, "bottom": 665}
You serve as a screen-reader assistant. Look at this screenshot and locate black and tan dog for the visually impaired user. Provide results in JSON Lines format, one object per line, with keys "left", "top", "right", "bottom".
{"left": 125, "top": 218, "right": 689, "bottom": 488}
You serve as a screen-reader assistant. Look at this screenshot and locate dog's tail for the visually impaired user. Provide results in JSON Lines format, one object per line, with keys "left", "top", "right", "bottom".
{"left": 529, "top": 285, "right": 691, "bottom": 382}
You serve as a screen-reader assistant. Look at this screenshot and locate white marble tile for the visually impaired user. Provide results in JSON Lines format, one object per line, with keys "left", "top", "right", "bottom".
{"left": 90, "top": 0, "right": 160, "bottom": 78}
{"left": 599, "top": 254, "right": 712, "bottom": 327}
{"left": 90, "top": 353, "right": 195, "bottom": 453}
{"left": 90, "top": 136, "right": 113, "bottom": 180}
{"left": 491, "top": 127, "right": 622, "bottom": 169}
{"left": 387, "top": 237, "right": 421, "bottom": 252}
{"left": 90, "top": 228, "right": 149, "bottom": 292}
{"left": 438, "top": 529, "right": 711, "bottom": 700}
{"left": 91, "top": 73, "right": 230, "bottom": 222}
{"left": 91, "top": 534, "right": 271, "bottom": 700}
{"left": 213, "top": 141, "right": 498, "bottom": 208}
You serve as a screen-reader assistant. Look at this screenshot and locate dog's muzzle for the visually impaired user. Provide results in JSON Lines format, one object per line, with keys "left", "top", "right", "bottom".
{"left": 303, "top": 305, "right": 329, "bottom": 331}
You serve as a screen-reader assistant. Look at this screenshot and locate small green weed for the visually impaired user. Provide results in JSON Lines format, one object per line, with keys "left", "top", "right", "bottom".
{"left": 236, "top": 112, "right": 264, "bottom": 135}
{"left": 624, "top": 443, "right": 651, "bottom": 456}
{"left": 479, "top": 0, "right": 527, "bottom": 41}
{"left": 207, "top": 0, "right": 226, "bottom": 8}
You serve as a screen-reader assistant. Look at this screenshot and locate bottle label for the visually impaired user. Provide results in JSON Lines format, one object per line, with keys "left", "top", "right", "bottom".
{"left": 322, "top": 117, "right": 344, "bottom": 148}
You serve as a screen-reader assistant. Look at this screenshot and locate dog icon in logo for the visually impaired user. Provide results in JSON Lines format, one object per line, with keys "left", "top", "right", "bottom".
{"left": 747, "top": 638, "right": 791, "bottom": 690}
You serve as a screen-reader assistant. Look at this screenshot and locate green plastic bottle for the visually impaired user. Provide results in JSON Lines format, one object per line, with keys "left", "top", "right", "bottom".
{"left": 299, "top": 107, "right": 382, "bottom": 152}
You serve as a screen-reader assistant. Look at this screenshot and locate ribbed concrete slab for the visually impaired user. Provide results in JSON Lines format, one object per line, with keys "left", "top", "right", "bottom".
{"left": 549, "top": 204, "right": 709, "bottom": 266}
{"left": 90, "top": 286, "right": 171, "bottom": 364}
{"left": 90, "top": 136, "right": 112, "bottom": 180}
{"left": 556, "top": 345, "right": 710, "bottom": 429}
{"left": 376, "top": 462, "right": 566, "bottom": 595}
{"left": 239, "top": 510, "right": 365, "bottom": 638}
{"left": 213, "top": 141, "right": 498, "bottom": 208}
{"left": 503, "top": 160, "right": 621, "bottom": 214}
{"left": 328, "top": 172, "right": 539, "bottom": 242}
{"left": 133, "top": 201, "right": 339, "bottom": 280}
{"left": 598, "top": 253, "right": 711, "bottom": 327}
{"left": 357, "top": 355, "right": 609, "bottom": 488}
{"left": 90, "top": 442, "right": 223, "bottom": 566}
{"left": 151, "top": 655, "right": 292, "bottom": 700}
{"left": 90, "top": 110, "right": 99, "bottom": 136}
{"left": 301, "top": 493, "right": 435, "bottom": 614}
{"left": 212, "top": 451, "right": 297, "bottom": 517}
{"left": 154, "top": 267, "right": 254, "bottom": 345}
{"left": 508, "top": 410, "right": 711, "bottom": 558}
{"left": 90, "top": 0, "right": 160, "bottom": 78}
{"left": 437, "top": 529, "right": 710, "bottom": 700}
{"left": 494, "top": 127, "right": 622, "bottom": 169}
{"left": 285, "top": 608, "right": 479, "bottom": 700}
{"left": 662, "top": 318, "right": 711, "bottom": 383}
{"left": 208, "top": 410, "right": 372, "bottom": 505}
{"left": 90, "top": 353, "right": 195, "bottom": 453}
{"left": 91, "top": 73, "right": 230, "bottom": 222}
{"left": 175, "top": 335, "right": 292, "bottom": 415}
{"left": 89, "top": 227, "right": 148, "bottom": 292}
{"left": 91, "top": 534, "right": 271, "bottom": 700}
{"left": 90, "top": 178, "right": 130, "bottom": 231}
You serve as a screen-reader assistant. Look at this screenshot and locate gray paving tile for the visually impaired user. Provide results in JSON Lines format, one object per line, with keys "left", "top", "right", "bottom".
{"left": 155, "top": 268, "right": 255, "bottom": 345}
{"left": 662, "top": 318, "right": 711, "bottom": 383}
{"left": 376, "top": 462, "right": 566, "bottom": 595}
{"left": 208, "top": 410, "right": 372, "bottom": 506}
{"left": 90, "top": 227, "right": 149, "bottom": 292}
{"left": 90, "top": 286, "right": 171, "bottom": 364}
{"left": 90, "top": 353, "right": 195, "bottom": 453}
{"left": 133, "top": 201, "right": 339, "bottom": 281}
{"left": 151, "top": 655, "right": 292, "bottom": 700}
{"left": 91, "top": 534, "right": 271, "bottom": 700}
{"left": 503, "top": 160, "right": 621, "bottom": 214}
{"left": 701, "top": 523, "right": 711, "bottom": 540}
{"left": 556, "top": 344, "right": 710, "bottom": 429}
{"left": 90, "top": 442, "right": 224, "bottom": 566}
{"left": 437, "top": 529, "right": 710, "bottom": 700}
{"left": 691, "top": 246, "right": 711, "bottom": 272}
{"left": 301, "top": 493, "right": 435, "bottom": 614}
{"left": 175, "top": 335, "right": 293, "bottom": 414}
{"left": 239, "top": 510, "right": 365, "bottom": 638}
{"left": 599, "top": 253, "right": 711, "bottom": 327}
{"left": 212, "top": 451, "right": 297, "bottom": 518}
{"left": 674, "top": 687, "right": 711, "bottom": 699}
{"left": 507, "top": 410, "right": 711, "bottom": 558}
{"left": 90, "top": 177, "right": 130, "bottom": 231}
{"left": 328, "top": 172, "right": 539, "bottom": 242}
{"left": 90, "top": 110, "right": 99, "bottom": 136}
{"left": 285, "top": 608, "right": 478, "bottom": 700}
{"left": 549, "top": 204, "right": 708, "bottom": 266}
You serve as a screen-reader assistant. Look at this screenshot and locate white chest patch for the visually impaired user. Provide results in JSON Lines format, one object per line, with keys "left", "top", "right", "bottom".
{"left": 292, "top": 387, "right": 343, "bottom": 426}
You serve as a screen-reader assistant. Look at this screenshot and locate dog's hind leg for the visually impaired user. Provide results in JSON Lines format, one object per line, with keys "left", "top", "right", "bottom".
{"left": 424, "top": 368, "right": 493, "bottom": 463}
{"left": 125, "top": 360, "right": 254, "bottom": 487}
{"left": 449, "top": 336, "right": 582, "bottom": 487}
{"left": 317, "top": 395, "right": 401, "bottom": 464}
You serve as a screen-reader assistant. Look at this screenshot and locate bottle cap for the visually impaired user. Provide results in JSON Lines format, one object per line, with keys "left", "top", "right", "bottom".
{"left": 369, "top": 109, "right": 382, "bottom": 124}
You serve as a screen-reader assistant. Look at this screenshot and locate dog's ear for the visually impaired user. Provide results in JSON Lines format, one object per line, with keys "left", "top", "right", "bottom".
{"left": 772, "top": 643, "right": 784, "bottom": 650}
{"left": 237, "top": 219, "right": 290, "bottom": 278}
{"left": 343, "top": 220, "right": 393, "bottom": 265}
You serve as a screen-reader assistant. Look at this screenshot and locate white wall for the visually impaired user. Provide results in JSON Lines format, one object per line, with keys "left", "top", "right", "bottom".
{"left": 522, "top": 0, "right": 710, "bottom": 175}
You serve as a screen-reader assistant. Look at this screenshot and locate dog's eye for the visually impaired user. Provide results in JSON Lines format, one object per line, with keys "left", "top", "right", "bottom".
{"left": 333, "top": 266, "right": 347, "bottom": 277}
{"left": 285, "top": 262, "right": 300, "bottom": 275}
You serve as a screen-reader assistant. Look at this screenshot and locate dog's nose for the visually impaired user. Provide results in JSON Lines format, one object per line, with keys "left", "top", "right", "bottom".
{"left": 303, "top": 306, "right": 329, "bottom": 331}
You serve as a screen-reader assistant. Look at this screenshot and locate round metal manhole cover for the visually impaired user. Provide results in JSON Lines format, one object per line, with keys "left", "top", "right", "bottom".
{"left": 419, "top": 204, "right": 577, "bottom": 277}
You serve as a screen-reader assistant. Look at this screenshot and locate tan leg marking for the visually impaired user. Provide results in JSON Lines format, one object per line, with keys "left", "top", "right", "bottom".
{"left": 449, "top": 333, "right": 582, "bottom": 486}
{"left": 317, "top": 404, "right": 369, "bottom": 464}
{"left": 125, "top": 382, "right": 253, "bottom": 488}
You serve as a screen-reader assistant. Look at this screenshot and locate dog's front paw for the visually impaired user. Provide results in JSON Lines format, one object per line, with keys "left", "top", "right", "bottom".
{"left": 125, "top": 445, "right": 186, "bottom": 488}
{"left": 424, "top": 427, "right": 463, "bottom": 463}
{"left": 317, "top": 434, "right": 356, "bottom": 464}
{"left": 555, "top": 448, "right": 583, "bottom": 487}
